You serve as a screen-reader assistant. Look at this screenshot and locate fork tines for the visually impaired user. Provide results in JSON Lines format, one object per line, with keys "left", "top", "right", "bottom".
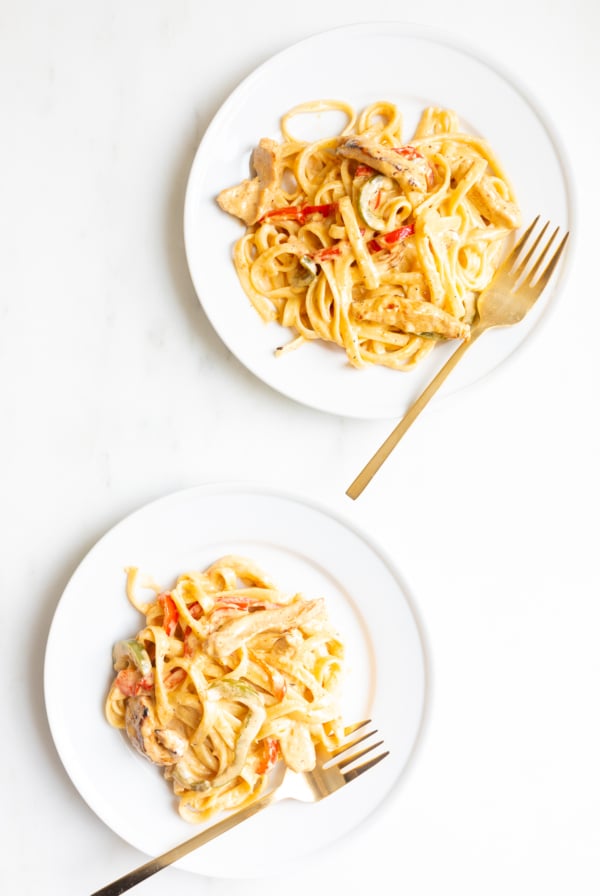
{"left": 508, "top": 215, "right": 569, "bottom": 290}
{"left": 330, "top": 720, "right": 389, "bottom": 781}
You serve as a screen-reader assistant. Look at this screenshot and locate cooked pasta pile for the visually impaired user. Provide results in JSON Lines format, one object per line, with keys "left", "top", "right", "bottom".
{"left": 105, "top": 556, "right": 345, "bottom": 822}
{"left": 217, "top": 99, "right": 521, "bottom": 370}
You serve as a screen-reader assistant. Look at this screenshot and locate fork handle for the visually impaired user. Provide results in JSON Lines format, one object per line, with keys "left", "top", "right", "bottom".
{"left": 346, "top": 329, "right": 483, "bottom": 499}
{"left": 90, "top": 791, "right": 277, "bottom": 895}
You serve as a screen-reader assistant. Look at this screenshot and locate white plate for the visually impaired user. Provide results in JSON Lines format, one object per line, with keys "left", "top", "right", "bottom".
{"left": 184, "top": 22, "right": 575, "bottom": 420}
{"left": 44, "top": 484, "right": 426, "bottom": 878}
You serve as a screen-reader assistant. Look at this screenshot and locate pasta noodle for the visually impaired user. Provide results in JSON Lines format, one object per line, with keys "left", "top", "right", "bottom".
{"left": 105, "top": 556, "right": 345, "bottom": 822}
{"left": 217, "top": 100, "right": 521, "bottom": 370}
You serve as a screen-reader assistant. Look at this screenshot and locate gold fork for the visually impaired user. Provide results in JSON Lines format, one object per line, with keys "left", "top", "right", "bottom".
{"left": 90, "top": 720, "right": 387, "bottom": 894}
{"left": 346, "top": 216, "right": 570, "bottom": 500}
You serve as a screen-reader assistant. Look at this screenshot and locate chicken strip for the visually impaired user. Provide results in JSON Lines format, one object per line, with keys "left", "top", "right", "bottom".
{"left": 217, "top": 137, "right": 282, "bottom": 225}
{"left": 337, "top": 137, "right": 431, "bottom": 194}
{"left": 353, "top": 296, "right": 470, "bottom": 340}
{"left": 205, "top": 598, "right": 324, "bottom": 658}
{"left": 278, "top": 721, "right": 316, "bottom": 773}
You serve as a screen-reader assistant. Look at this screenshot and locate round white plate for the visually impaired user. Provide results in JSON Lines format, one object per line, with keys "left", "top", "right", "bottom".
{"left": 44, "top": 484, "right": 426, "bottom": 878}
{"left": 184, "top": 22, "right": 574, "bottom": 420}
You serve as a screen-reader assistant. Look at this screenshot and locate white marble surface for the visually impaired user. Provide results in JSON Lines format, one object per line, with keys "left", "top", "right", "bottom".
{"left": 2, "top": 2, "right": 599, "bottom": 894}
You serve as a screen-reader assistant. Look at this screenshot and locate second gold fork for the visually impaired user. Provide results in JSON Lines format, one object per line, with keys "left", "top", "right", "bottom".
{"left": 346, "top": 216, "right": 569, "bottom": 500}
{"left": 90, "top": 720, "right": 387, "bottom": 895}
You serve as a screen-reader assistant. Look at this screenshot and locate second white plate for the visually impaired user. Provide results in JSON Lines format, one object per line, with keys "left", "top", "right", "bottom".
{"left": 184, "top": 22, "right": 574, "bottom": 419}
{"left": 44, "top": 484, "right": 426, "bottom": 878}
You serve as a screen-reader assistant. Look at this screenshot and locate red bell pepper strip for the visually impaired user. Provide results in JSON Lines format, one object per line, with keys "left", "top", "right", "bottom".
{"left": 354, "top": 164, "right": 375, "bottom": 177}
{"left": 311, "top": 245, "right": 342, "bottom": 262}
{"left": 158, "top": 592, "right": 179, "bottom": 636}
{"left": 187, "top": 601, "right": 202, "bottom": 619}
{"left": 368, "top": 223, "right": 414, "bottom": 253}
{"left": 392, "top": 145, "right": 424, "bottom": 161}
{"left": 301, "top": 203, "right": 337, "bottom": 218}
{"left": 115, "top": 668, "right": 153, "bottom": 696}
{"left": 215, "top": 595, "right": 262, "bottom": 611}
{"left": 260, "top": 203, "right": 337, "bottom": 225}
{"left": 380, "top": 223, "right": 415, "bottom": 244}
{"left": 256, "top": 737, "right": 280, "bottom": 775}
{"left": 163, "top": 667, "right": 187, "bottom": 690}
{"left": 393, "top": 146, "right": 435, "bottom": 187}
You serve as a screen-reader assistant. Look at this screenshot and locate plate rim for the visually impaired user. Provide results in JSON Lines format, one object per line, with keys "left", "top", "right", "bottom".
{"left": 43, "top": 480, "right": 428, "bottom": 876}
{"left": 183, "top": 20, "right": 577, "bottom": 420}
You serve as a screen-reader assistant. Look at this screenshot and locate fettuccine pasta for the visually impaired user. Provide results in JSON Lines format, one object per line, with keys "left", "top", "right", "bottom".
{"left": 105, "top": 556, "right": 345, "bottom": 822}
{"left": 217, "top": 99, "right": 521, "bottom": 370}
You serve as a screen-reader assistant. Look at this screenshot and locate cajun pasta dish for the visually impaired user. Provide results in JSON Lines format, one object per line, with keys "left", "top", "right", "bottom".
{"left": 105, "top": 555, "right": 345, "bottom": 822}
{"left": 217, "top": 99, "right": 521, "bottom": 370}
